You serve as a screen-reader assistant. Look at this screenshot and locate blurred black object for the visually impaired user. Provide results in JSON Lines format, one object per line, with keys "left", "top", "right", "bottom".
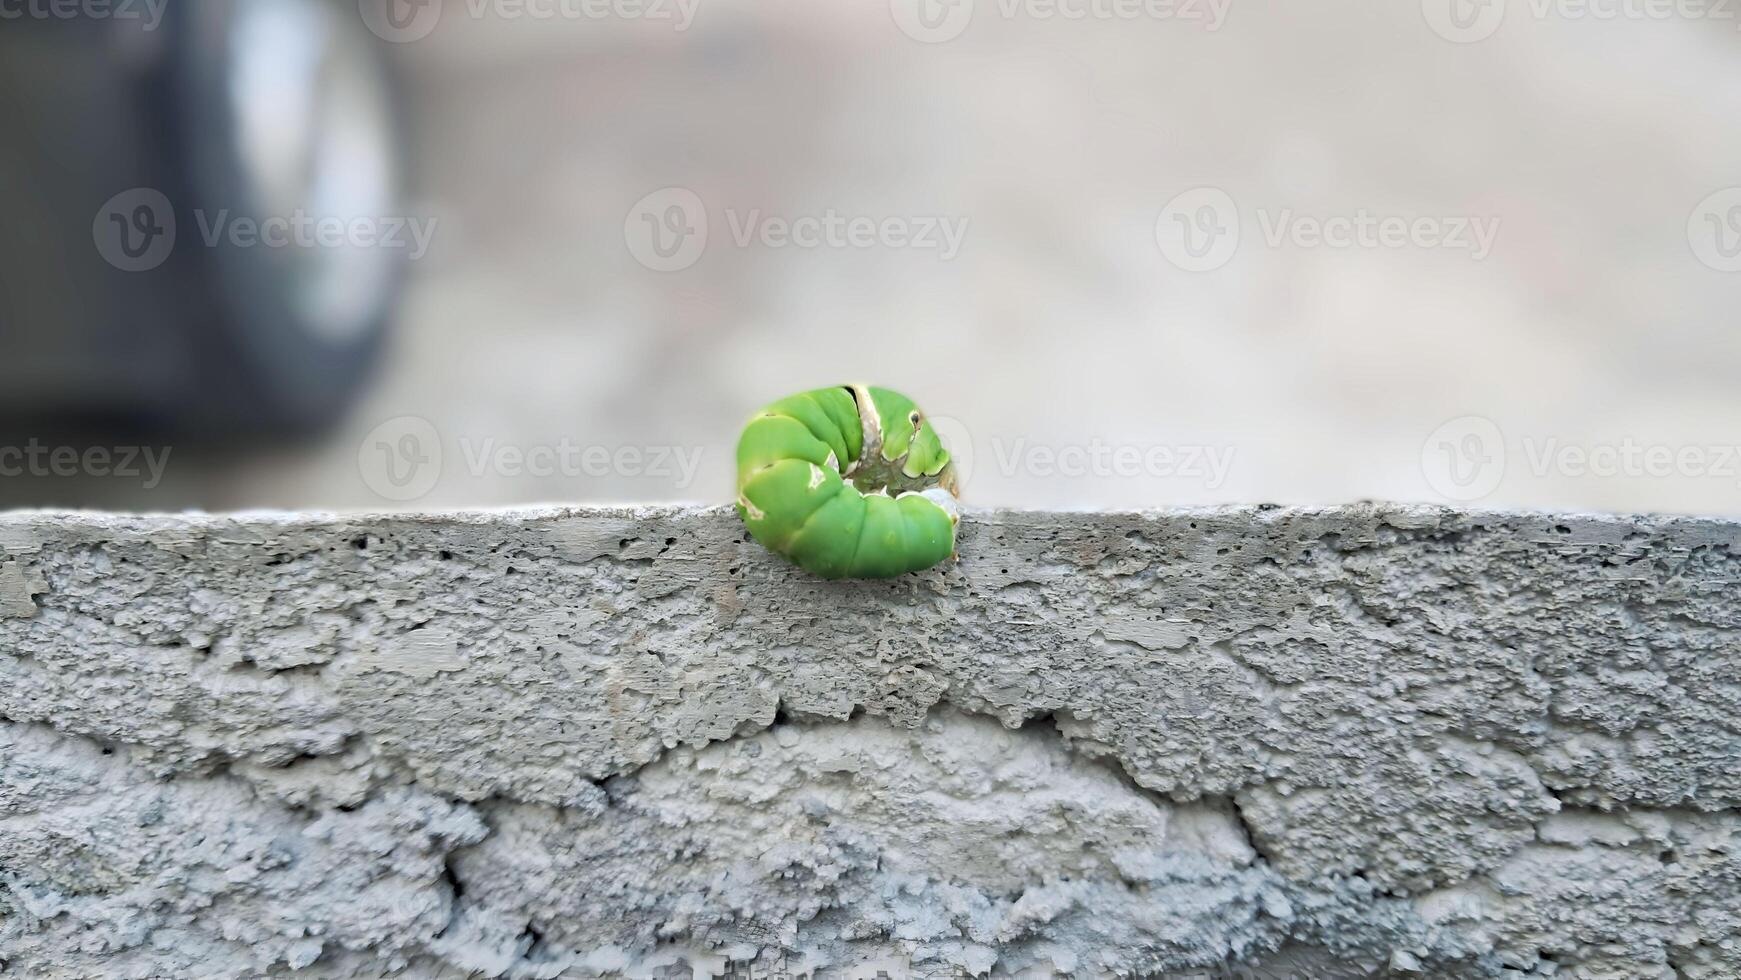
{"left": 0, "top": 0, "right": 403, "bottom": 437}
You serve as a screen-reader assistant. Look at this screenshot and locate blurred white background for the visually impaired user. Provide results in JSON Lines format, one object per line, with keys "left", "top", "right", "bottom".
{"left": 30, "top": 0, "right": 1741, "bottom": 514}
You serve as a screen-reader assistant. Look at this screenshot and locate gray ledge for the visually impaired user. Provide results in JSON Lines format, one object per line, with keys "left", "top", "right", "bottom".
{"left": 0, "top": 504, "right": 1737, "bottom": 978}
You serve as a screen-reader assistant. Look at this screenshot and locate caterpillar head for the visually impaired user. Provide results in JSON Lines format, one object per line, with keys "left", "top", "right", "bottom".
{"left": 851, "top": 385, "right": 953, "bottom": 483}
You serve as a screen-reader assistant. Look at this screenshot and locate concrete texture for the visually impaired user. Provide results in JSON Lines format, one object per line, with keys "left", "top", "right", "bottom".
{"left": 0, "top": 504, "right": 1737, "bottom": 978}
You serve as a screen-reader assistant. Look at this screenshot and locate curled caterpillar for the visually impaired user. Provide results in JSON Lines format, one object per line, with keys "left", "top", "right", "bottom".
{"left": 735, "top": 385, "right": 961, "bottom": 579}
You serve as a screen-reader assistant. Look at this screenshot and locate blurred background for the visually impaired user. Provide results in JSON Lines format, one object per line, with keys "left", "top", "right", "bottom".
{"left": 1, "top": 0, "right": 1738, "bottom": 514}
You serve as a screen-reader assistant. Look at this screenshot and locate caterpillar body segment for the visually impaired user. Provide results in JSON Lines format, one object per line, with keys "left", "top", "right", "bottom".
{"left": 735, "top": 385, "right": 960, "bottom": 579}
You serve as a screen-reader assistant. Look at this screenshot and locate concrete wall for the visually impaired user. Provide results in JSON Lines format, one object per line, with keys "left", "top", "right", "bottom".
{"left": 0, "top": 505, "right": 1736, "bottom": 979}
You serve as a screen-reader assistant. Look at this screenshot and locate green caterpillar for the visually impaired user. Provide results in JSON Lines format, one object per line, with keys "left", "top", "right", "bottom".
{"left": 735, "top": 385, "right": 961, "bottom": 579}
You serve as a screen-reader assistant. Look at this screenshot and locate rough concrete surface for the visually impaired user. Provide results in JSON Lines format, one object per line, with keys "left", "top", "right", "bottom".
{"left": 0, "top": 504, "right": 1737, "bottom": 979}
